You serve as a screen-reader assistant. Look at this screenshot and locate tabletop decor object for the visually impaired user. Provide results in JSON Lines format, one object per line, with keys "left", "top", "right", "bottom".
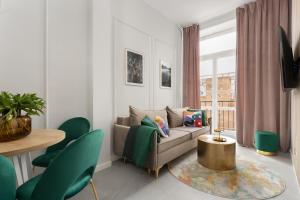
{"left": 213, "top": 128, "right": 226, "bottom": 142}
{"left": 0, "top": 92, "right": 45, "bottom": 142}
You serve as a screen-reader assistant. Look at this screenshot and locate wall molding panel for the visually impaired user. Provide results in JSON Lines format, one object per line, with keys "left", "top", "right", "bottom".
{"left": 113, "top": 18, "right": 178, "bottom": 118}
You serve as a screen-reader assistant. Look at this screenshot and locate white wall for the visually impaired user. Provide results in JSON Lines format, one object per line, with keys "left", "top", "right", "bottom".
{"left": 112, "top": 0, "right": 182, "bottom": 119}
{"left": 93, "top": 0, "right": 182, "bottom": 164}
{"left": 91, "top": 0, "right": 113, "bottom": 168}
{"left": 0, "top": 0, "right": 181, "bottom": 171}
{"left": 47, "top": 0, "right": 91, "bottom": 128}
{"left": 291, "top": 0, "right": 300, "bottom": 187}
{"left": 0, "top": 0, "right": 46, "bottom": 128}
{"left": 0, "top": 0, "right": 91, "bottom": 128}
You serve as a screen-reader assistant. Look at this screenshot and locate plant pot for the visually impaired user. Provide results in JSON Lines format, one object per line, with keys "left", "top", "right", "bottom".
{"left": 0, "top": 116, "right": 32, "bottom": 142}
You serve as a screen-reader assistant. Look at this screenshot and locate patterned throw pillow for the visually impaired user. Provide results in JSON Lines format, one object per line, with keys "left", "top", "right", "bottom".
{"left": 141, "top": 116, "right": 169, "bottom": 138}
{"left": 183, "top": 111, "right": 202, "bottom": 127}
{"left": 187, "top": 109, "right": 208, "bottom": 126}
{"left": 154, "top": 116, "right": 169, "bottom": 138}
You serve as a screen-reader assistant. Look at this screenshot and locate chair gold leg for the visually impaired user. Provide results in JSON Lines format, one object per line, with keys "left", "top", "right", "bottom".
{"left": 90, "top": 179, "right": 100, "bottom": 200}
{"left": 147, "top": 168, "right": 151, "bottom": 175}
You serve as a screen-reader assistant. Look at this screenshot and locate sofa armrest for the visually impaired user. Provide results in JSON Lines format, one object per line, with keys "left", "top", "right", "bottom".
{"left": 113, "top": 124, "right": 130, "bottom": 156}
{"left": 113, "top": 123, "right": 158, "bottom": 169}
{"left": 145, "top": 131, "right": 158, "bottom": 170}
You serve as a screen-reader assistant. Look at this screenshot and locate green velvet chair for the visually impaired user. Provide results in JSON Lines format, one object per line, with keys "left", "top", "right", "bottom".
{"left": 32, "top": 117, "right": 90, "bottom": 169}
{"left": 17, "top": 129, "right": 104, "bottom": 200}
{"left": 0, "top": 155, "right": 16, "bottom": 200}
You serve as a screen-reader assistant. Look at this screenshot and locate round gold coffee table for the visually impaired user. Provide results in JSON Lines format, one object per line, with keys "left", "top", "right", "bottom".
{"left": 197, "top": 135, "right": 236, "bottom": 170}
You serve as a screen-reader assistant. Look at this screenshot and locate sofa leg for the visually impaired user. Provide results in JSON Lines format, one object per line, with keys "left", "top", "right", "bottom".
{"left": 167, "top": 163, "right": 171, "bottom": 170}
{"left": 155, "top": 167, "right": 161, "bottom": 178}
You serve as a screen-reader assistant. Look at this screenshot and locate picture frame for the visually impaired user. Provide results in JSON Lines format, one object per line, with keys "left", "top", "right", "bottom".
{"left": 125, "top": 49, "right": 144, "bottom": 86}
{"left": 160, "top": 60, "right": 172, "bottom": 88}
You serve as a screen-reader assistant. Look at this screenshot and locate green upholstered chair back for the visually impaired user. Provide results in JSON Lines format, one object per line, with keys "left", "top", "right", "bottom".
{"left": 46, "top": 117, "right": 90, "bottom": 153}
{"left": 0, "top": 156, "right": 16, "bottom": 200}
{"left": 31, "top": 129, "right": 104, "bottom": 200}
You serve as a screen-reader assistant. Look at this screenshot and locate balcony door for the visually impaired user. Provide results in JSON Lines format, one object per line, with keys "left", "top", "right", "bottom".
{"left": 200, "top": 27, "right": 236, "bottom": 131}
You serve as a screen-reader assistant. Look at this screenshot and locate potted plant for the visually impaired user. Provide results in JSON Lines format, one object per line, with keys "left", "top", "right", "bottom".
{"left": 0, "top": 92, "right": 45, "bottom": 142}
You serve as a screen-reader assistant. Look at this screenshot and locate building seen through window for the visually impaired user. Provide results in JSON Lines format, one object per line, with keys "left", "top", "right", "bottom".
{"left": 200, "top": 27, "right": 236, "bottom": 130}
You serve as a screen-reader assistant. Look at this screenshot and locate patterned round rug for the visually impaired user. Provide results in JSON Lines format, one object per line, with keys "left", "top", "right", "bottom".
{"left": 168, "top": 152, "right": 285, "bottom": 199}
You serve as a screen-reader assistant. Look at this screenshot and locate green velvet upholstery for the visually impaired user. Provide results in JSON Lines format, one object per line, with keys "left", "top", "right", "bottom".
{"left": 255, "top": 130, "right": 279, "bottom": 153}
{"left": 31, "top": 150, "right": 61, "bottom": 168}
{"left": 32, "top": 117, "right": 90, "bottom": 167}
{"left": 17, "top": 174, "right": 91, "bottom": 200}
{"left": 17, "top": 129, "right": 104, "bottom": 200}
{"left": 0, "top": 155, "right": 16, "bottom": 200}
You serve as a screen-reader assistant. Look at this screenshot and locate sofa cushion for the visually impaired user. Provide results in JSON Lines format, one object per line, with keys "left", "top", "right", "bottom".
{"left": 117, "top": 117, "right": 130, "bottom": 126}
{"left": 158, "top": 130, "right": 191, "bottom": 153}
{"left": 129, "top": 106, "right": 167, "bottom": 126}
{"left": 166, "top": 106, "right": 188, "bottom": 128}
{"left": 172, "top": 126, "right": 209, "bottom": 139}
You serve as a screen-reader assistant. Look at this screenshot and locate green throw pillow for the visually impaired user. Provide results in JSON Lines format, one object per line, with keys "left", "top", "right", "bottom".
{"left": 141, "top": 116, "right": 161, "bottom": 142}
{"left": 141, "top": 116, "right": 157, "bottom": 129}
{"left": 201, "top": 110, "right": 207, "bottom": 126}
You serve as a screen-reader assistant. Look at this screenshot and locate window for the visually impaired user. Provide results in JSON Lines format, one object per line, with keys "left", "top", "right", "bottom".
{"left": 200, "top": 21, "right": 236, "bottom": 131}
{"left": 200, "top": 32, "right": 236, "bottom": 56}
{"left": 200, "top": 60, "right": 213, "bottom": 99}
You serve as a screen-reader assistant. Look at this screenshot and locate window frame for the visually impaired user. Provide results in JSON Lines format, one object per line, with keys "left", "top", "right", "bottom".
{"left": 200, "top": 31, "right": 236, "bottom": 130}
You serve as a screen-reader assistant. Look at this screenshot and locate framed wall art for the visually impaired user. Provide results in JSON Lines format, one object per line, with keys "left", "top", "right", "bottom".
{"left": 160, "top": 60, "right": 171, "bottom": 88}
{"left": 125, "top": 49, "right": 144, "bottom": 86}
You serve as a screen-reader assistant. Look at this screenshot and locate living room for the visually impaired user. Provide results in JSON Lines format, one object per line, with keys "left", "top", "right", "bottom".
{"left": 0, "top": 0, "right": 300, "bottom": 200}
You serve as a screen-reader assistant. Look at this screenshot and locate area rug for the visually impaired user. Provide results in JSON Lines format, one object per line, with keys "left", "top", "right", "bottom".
{"left": 168, "top": 152, "right": 286, "bottom": 199}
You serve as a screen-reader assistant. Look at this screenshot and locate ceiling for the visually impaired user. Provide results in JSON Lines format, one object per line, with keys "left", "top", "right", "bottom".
{"left": 143, "top": 0, "right": 254, "bottom": 27}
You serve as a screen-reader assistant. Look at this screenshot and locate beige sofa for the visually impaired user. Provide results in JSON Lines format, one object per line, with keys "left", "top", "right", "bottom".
{"left": 113, "top": 106, "right": 210, "bottom": 177}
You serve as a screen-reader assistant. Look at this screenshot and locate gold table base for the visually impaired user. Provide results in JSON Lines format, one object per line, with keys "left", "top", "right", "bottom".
{"left": 197, "top": 135, "right": 236, "bottom": 171}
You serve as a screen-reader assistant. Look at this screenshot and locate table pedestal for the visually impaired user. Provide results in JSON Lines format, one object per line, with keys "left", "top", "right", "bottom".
{"left": 12, "top": 154, "right": 30, "bottom": 185}
{"left": 197, "top": 135, "right": 236, "bottom": 171}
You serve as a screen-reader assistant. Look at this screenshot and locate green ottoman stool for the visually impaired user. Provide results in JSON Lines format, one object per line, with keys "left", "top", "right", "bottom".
{"left": 255, "top": 130, "right": 279, "bottom": 156}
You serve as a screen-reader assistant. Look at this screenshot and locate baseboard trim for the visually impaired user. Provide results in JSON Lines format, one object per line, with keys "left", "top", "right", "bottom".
{"left": 291, "top": 153, "right": 300, "bottom": 187}
{"left": 95, "top": 161, "right": 112, "bottom": 173}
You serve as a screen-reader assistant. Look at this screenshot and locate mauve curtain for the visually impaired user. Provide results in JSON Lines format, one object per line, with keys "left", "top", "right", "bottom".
{"left": 236, "top": 0, "right": 291, "bottom": 152}
{"left": 183, "top": 24, "right": 200, "bottom": 109}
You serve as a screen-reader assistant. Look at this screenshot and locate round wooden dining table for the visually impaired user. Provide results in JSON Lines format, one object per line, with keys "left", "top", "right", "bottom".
{"left": 0, "top": 129, "right": 65, "bottom": 185}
